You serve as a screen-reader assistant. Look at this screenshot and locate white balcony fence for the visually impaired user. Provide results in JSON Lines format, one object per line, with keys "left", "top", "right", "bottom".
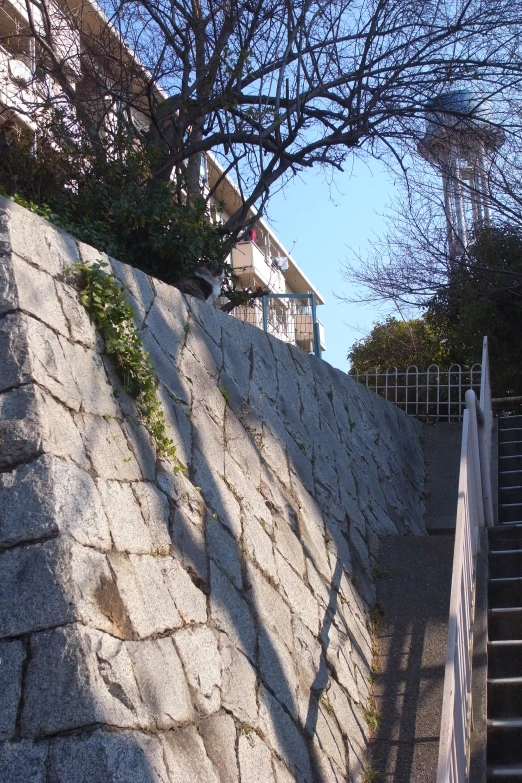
{"left": 349, "top": 363, "right": 482, "bottom": 422}
{"left": 222, "top": 293, "right": 324, "bottom": 357}
{"left": 436, "top": 337, "right": 493, "bottom": 783}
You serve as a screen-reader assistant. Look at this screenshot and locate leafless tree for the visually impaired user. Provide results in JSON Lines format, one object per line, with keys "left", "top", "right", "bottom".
{"left": 3, "top": 0, "right": 522, "bottom": 238}
{"left": 342, "top": 112, "right": 522, "bottom": 309}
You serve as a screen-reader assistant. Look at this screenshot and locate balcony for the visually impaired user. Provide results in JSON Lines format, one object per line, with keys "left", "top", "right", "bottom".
{"left": 295, "top": 312, "right": 326, "bottom": 353}
{"left": 231, "top": 241, "right": 286, "bottom": 294}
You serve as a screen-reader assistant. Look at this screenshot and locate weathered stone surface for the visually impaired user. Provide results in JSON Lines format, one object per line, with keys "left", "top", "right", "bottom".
{"left": 199, "top": 713, "right": 239, "bottom": 783}
{"left": 210, "top": 562, "right": 256, "bottom": 663}
{"left": 161, "top": 725, "right": 220, "bottom": 783}
{"left": 3, "top": 196, "right": 79, "bottom": 275}
{"left": 174, "top": 627, "right": 221, "bottom": 715}
{"left": 170, "top": 507, "right": 208, "bottom": 585}
{"left": 0, "top": 640, "right": 25, "bottom": 739}
{"left": 274, "top": 517, "right": 306, "bottom": 577}
{"left": 50, "top": 730, "right": 170, "bottom": 783}
{"left": 325, "top": 625, "right": 360, "bottom": 704}
{"left": 224, "top": 451, "right": 267, "bottom": 523}
{"left": 0, "top": 207, "right": 431, "bottom": 781}
{"left": 0, "top": 540, "right": 74, "bottom": 637}
{"left": 110, "top": 257, "right": 155, "bottom": 322}
{"left": 275, "top": 552, "right": 319, "bottom": 636}
{"left": 258, "top": 685, "right": 313, "bottom": 783}
{"left": 239, "top": 732, "right": 276, "bottom": 783}
{"left": 219, "top": 633, "right": 258, "bottom": 723}
{"left": 0, "top": 455, "right": 110, "bottom": 550}
{"left": 108, "top": 553, "right": 182, "bottom": 638}
{"left": 327, "top": 679, "right": 368, "bottom": 747}
{"left": 293, "top": 617, "right": 327, "bottom": 720}
{"left": 314, "top": 703, "right": 347, "bottom": 771}
{"left": 183, "top": 292, "right": 223, "bottom": 351}
{"left": 273, "top": 756, "right": 297, "bottom": 783}
{"left": 127, "top": 636, "right": 194, "bottom": 727}
{"left": 206, "top": 517, "right": 243, "bottom": 589}
{"left": 58, "top": 336, "right": 120, "bottom": 417}
{"left": 160, "top": 558, "right": 207, "bottom": 624}
{"left": 3, "top": 254, "right": 70, "bottom": 335}
{"left": 185, "top": 317, "right": 223, "bottom": 381}
{"left": 54, "top": 278, "right": 98, "bottom": 347}
{"left": 243, "top": 513, "right": 277, "bottom": 583}
{"left": 0, "top": 384, "right": 89, "bottom": 470}
{"left": 76, "top": 239, "right": 110, "bottom": 268}
{"left": 23, "top": 626, "right": 194, "bottom": 735}
{"left": 97, "top": 479, "right": 159, "bottom": 553}
{"left": 246, "top": 560, "right": 293, "bottom": 651}
{"left": 259, "top": 626, "right": 299, "bottom": 718}
{"left": 74, "top": 413, "right": 142, "bottom": 480}
{"left": 0, "top": 739, "right": 48, "bottom": 783}
{"left": 193, "top": 449, "right": 242, "bottom": 539}
{"left": 0, "top": 312, "right": 31, "bottom": 391}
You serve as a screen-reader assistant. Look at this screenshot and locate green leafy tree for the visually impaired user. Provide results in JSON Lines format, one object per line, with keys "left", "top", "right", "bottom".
{"left": 0, "top": 116, "right": 233, "bottom": 285}
{"left": 348, "top": 316, "right": 450, "bottom": 373}
{"left": 427, "top": 224, "right": 522, "bottom": 398}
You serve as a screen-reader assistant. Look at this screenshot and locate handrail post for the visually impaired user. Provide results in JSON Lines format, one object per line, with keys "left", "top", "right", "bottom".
{"left": 465, "top": 389, "right": 485, "bottom": 528}
{"left": 478, "top": 336, "right": 494, "bottom": 527}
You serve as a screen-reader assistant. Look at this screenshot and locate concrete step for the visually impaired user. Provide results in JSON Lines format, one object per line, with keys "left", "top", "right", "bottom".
{"left": 499, "top": 487, "right": 522, "bottom": 505}
{"left": 490, "top": 525, "right": 522, "bottom": 550}
{"left": 489, "top": 550, "right": 522, "bottom": 579}
{"left": 500, "top": 471, "right": 522, "bottom": 489}
{"left": 488, "top": 721, "right": 522, "bottom": 764}
{"left": 499, "top": 504, "right": 522, "bottom": 524}
{"left": 488, "top": 764, "right": 522, "bottom": 781}
{"left": 500, "top": 456, "right": 522, "bottom": 472}
{"left": 500, "top": 416, "right": 522, "bottom": 431}
{"left": 488, "top": 677, "right": 522, "bottom": 718}
{"left": 500, "top": 441, "right": 522, "bottom": 458}
{"left": 499, "top": 428, "right": 522, "bottom": 444}
{"left": 488, "top": 641, "right": 522, "bottom": 678}
{"left": 489, "top": 608, "right": 522, "bottom": 640}
{"left": 489, "top": 578, "right": 522, "bottom": 608}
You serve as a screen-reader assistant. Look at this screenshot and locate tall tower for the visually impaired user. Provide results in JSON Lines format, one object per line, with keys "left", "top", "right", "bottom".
{"left": 418, "top": 91, "right": 504, "bottom": 260}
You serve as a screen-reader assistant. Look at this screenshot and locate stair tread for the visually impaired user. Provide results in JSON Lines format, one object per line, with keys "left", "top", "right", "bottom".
{"left": 488, "top": 677, "right": 522, "bottom": 684}
{"left": 489, "top": 640, "right": 522, "bottom": 646}
{"left": 488, "top": 719, "right": 522, "bottom": 727}
{"left": 490, "top": 577, "right": 522, "bottom": 582}
{"left": 490, "top": 607, "right": 522, "bottom": 613}
{"left": 490, "top": 549, "right": 522, "bottom": 554}
{"left": 488, "top": 765, "right": 522, "bottom": 776}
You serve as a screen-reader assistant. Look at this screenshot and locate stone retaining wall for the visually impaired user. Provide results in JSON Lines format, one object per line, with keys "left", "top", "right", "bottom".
{"left": 0, "top": 195, "right": 425, "bottom": 782}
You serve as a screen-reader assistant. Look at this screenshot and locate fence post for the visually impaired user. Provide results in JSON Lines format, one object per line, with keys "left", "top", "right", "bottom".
{"left": 310, "top": 293, "right": 322, "bottom": 359}
{"left": 262, "top": 295, "right": 268, "bottom": 334}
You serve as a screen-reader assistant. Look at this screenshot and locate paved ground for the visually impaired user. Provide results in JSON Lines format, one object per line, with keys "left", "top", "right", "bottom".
{"left": 423, "top": 423, "right": 462, "bottom": 532}
{"left": 368, "top": 535, "right": 455, "bottom": 783}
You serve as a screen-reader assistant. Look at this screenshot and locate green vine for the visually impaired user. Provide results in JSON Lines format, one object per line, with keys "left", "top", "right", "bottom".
{"left": 75, "top": 260, "right": 184, "bottom": 471}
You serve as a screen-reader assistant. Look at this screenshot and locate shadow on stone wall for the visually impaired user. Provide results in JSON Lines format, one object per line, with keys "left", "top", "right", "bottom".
{"left": 0, "top": 196, "right": 427, "bottom": 783}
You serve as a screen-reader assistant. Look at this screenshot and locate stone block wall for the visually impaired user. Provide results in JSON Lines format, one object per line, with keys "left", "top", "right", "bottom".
{"left": 0, "top": 195, "right": 426, "bottom": 782}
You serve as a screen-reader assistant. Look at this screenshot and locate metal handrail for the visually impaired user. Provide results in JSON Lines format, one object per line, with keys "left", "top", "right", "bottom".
{"left": 436, "top": 336, "right": 492, "bottom": 782}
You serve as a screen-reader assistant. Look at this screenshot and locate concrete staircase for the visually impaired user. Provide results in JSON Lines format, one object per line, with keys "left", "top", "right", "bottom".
{"left": 488, "top": 416, "right": 522, "bottom": 781}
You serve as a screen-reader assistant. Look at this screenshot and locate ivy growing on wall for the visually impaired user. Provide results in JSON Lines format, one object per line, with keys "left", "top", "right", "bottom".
{"left": 75, "top": 260, "right": 184, "bottom": 471}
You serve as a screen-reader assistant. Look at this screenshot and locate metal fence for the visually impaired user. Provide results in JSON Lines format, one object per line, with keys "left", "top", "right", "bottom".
{"left": 436, "top": 337, "right": 493, "bottom": 783}
{"left": 349, "top": 364, "right": 482, "bottom": 422}
{"left": 228, "top": 293, "right": 322, "bottom": 358}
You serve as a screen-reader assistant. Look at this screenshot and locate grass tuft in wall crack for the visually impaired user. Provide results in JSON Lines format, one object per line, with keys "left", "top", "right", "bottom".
{"left": 75, "top": 260, "right": 184, "bottom": 471}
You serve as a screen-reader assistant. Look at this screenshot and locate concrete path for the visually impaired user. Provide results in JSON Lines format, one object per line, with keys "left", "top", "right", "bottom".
{"left": 368, "top": 535, "right": 455, "bottom": 783}
{"left": 423, "top": 423, "right": 462, "bottom": 532}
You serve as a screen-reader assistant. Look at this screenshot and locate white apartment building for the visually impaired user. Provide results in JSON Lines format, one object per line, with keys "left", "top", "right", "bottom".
{"left": 0, "top": 0, "right": 326, "bottom": 355}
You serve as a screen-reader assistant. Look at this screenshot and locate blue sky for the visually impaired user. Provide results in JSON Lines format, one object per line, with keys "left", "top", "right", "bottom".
{"left": 266, "top": 157, "right": 399, "bottom": 373}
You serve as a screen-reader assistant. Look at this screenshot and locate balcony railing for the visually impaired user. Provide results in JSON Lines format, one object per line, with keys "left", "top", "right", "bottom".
{"left": 224, "top": 292, "right": 324, "bottom": 357}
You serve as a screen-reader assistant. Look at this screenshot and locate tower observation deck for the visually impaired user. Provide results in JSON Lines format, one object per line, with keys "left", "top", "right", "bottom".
{"left": 418, "top": 91, "right": 504, "bottom": 260}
